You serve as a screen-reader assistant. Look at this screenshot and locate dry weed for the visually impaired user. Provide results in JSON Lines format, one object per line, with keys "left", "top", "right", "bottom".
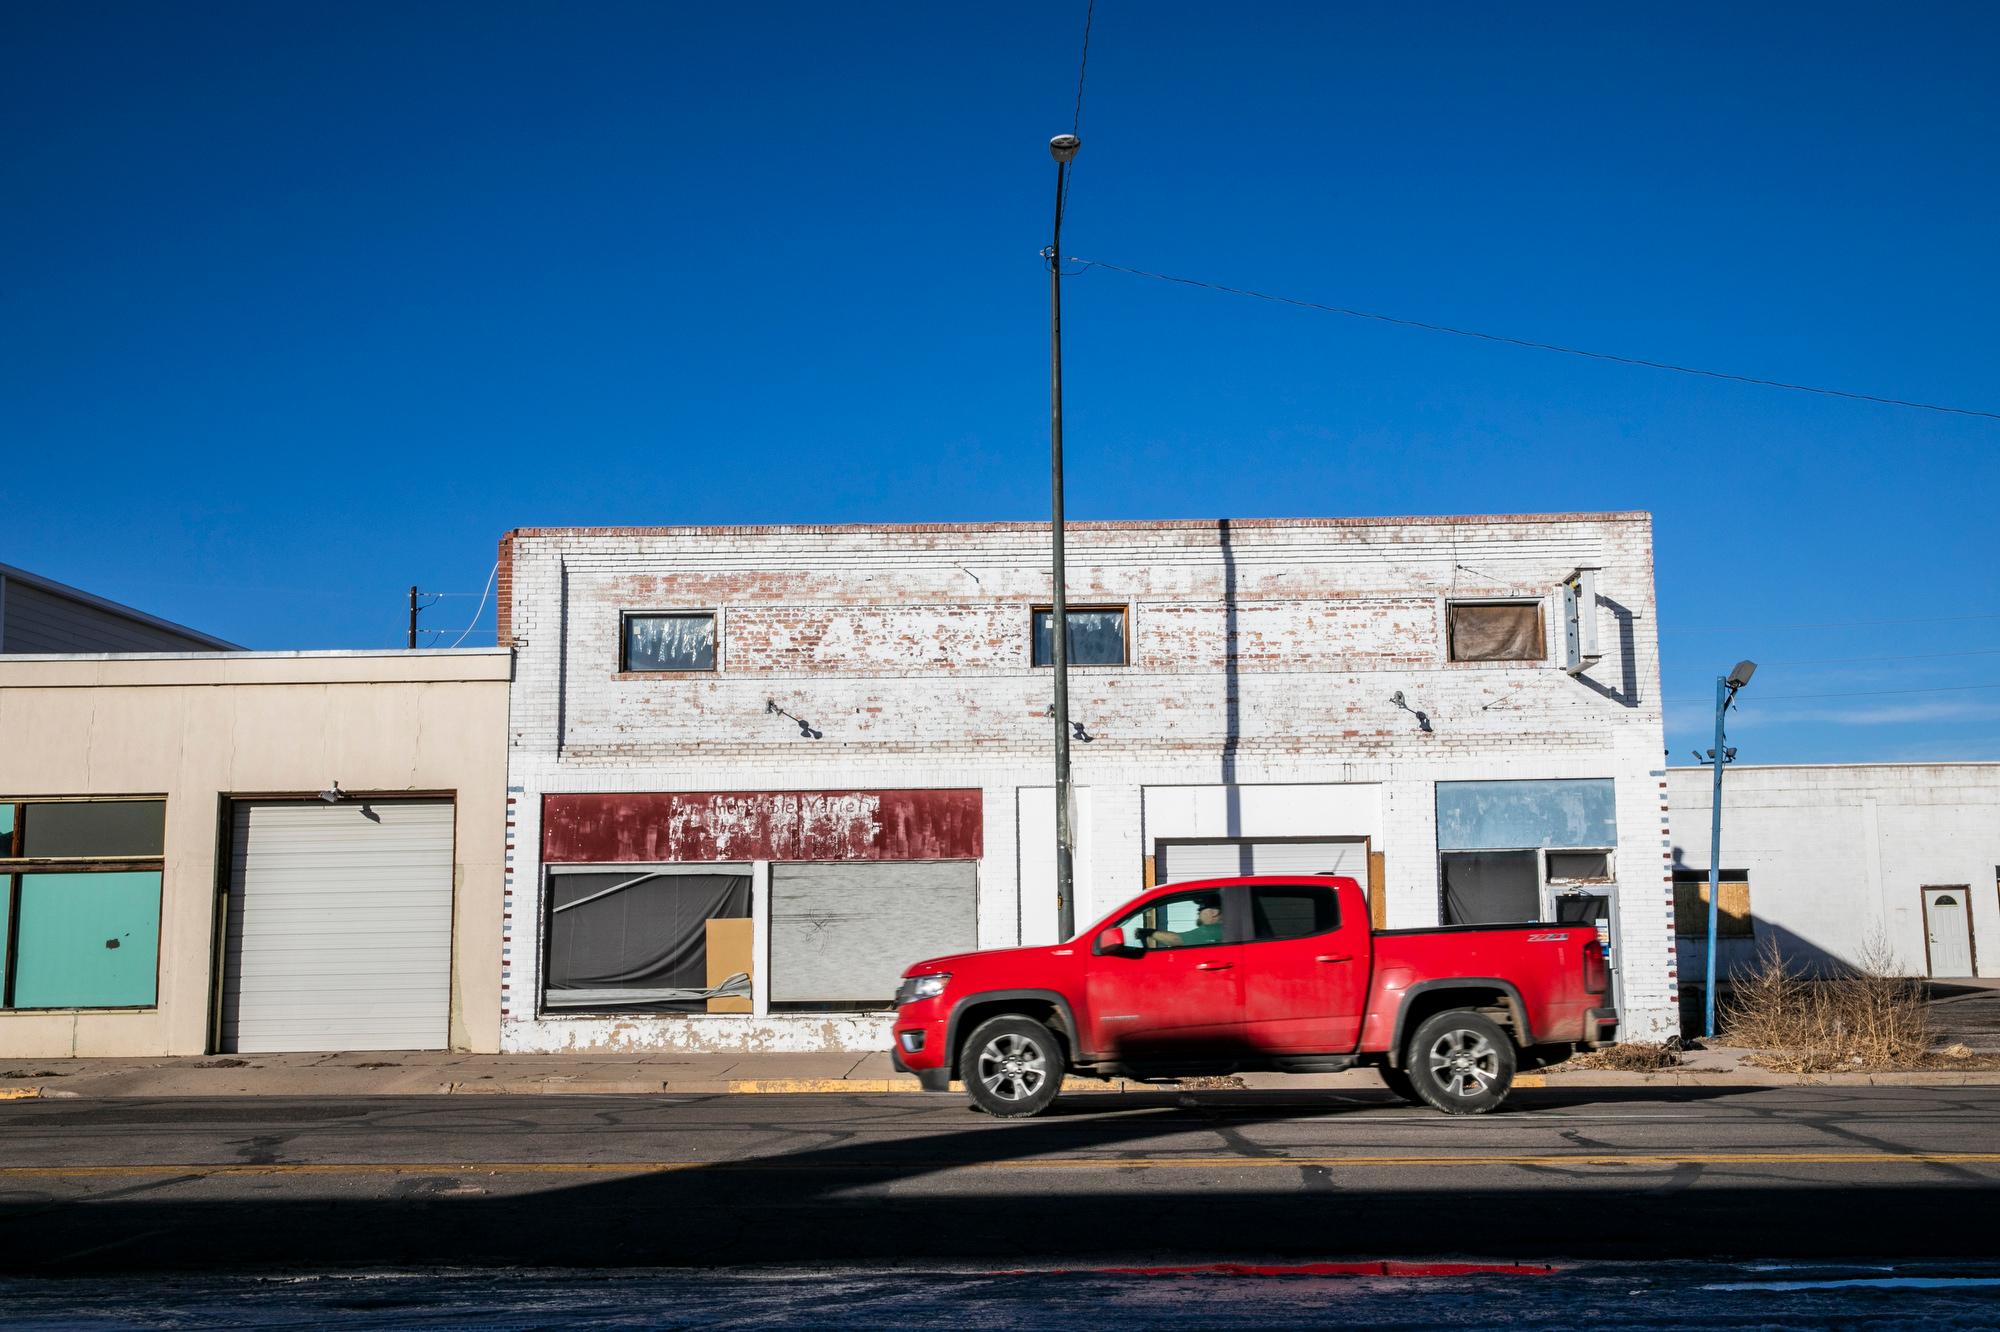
{"left": 1722, "top": 937, "right": 1937, "bottom": 1072}
{"left": 1565, "top": 1041, "right": 1686, "bottom": 1072}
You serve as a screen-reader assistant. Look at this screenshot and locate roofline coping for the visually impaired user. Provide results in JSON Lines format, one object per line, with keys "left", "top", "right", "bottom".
{"left": 0, "top": 647, "right": 510, "bottom": 664}
{"left": 502, "top": 511, "right": 1653, "bottom": 541}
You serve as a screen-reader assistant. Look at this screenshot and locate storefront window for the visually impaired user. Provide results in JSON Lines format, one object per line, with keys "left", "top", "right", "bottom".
{"left": 541, "top": 868, "right": 750, "bottom": 1013}
{"left": 0, "top": 800, "right": 165, "bottom": 1010}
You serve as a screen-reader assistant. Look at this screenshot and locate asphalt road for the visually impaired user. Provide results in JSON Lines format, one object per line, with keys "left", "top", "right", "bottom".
{"left": 3, "top": 1084, "right": 1999, "bottom": 1274}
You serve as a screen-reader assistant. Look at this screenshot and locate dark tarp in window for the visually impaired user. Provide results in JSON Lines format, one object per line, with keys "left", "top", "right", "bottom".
{"left": 1441, "top": 851, "right": 1539, "bottom": 925}
{"left": 544, "top": 871, "right": 749, "bottom": 1012}
{"left": 1448, "top": 603, "right": 1543, "bottom": 662}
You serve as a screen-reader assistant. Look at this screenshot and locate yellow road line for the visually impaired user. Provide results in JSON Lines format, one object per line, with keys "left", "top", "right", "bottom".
{"left": 5, "top": 1151, "right": 1999, "bottom": 1180}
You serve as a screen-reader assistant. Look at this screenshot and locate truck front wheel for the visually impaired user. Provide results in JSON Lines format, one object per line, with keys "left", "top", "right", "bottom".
{"left": 961, "top": 1015, "right": 1066, "bottom": 1118}
{"left": 1406, "top": 1009, "right": 1515, "bottom": 1114}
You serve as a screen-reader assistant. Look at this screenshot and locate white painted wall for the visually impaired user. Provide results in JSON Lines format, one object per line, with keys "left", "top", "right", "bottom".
{"left": 501, "top": 514, "right": 1674, "bottom": 1051}
{"left": 1667, "top": 763, "right": 2000, "bottom": 981}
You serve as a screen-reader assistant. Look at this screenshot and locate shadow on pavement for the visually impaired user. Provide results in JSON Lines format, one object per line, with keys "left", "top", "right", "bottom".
{"left": 2, "top": 1086, "right": 1994, "bottom": 1273}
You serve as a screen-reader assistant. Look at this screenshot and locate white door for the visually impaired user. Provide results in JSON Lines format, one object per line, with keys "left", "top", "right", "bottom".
{"left": 222, "top": 800, "right": 456, "bottom": 1052}
{"left": 1155, "top": 839, "right": 1367, "bottom": 884}
{"left": 1924, "top": 889, "right": 1973, "bottom": 978}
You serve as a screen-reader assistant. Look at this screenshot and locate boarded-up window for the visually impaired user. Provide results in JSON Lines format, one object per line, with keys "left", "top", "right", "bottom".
{"left": 1673, "top": 873, "right": 1753, "bottom": 938}
{"left": 1033, "top": 607, "right": 1127, "bottom": 666}
{"left": 622, "top": 612, "right": 716, "bottom": 672}
{"left": 1, "top": 800, "right": 166, "bottom": 1010}
{"left": 770, "top": 861, "right": 977, "bottom": 1007}
{"left": 543, "top": 870, "right": 750, "bottom": 1011}
{"left": 1441, "top": 850, "right": 1540, "bottom": 925}
{"left": 1448, "top": 602, "right": 1544, "bottom": 662}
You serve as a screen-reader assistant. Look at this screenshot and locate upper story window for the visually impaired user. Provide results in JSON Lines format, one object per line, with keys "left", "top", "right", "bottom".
{"left": 1447, "top": 600, "right": 1545, "bottom": 663}
{"left": 1032, "top": 606, "right": 1127, "bottom": 667}
{"left": 621, "top": 612, "right": 716, "bottom": 672}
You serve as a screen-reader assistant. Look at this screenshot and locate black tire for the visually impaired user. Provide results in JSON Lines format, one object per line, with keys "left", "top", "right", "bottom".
{"left": 1405, "top": 1009, "right": 1516, "bottom": 1115}
{"left": 960, "top": 1015, "right": 1066, "bottom": 1118}
{"left": 1376, "top": 1064, "right": 1422, "bottom": 1104}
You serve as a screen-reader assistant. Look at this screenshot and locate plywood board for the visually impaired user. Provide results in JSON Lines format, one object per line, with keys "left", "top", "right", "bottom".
{"left": 705, "top": 917, "right": 754, "bottom": 1013}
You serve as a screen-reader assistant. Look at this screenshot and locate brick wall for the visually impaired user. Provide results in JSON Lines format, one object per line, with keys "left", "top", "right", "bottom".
{"left": 501, "top": 513, "right": 1674, "bottom": 1051}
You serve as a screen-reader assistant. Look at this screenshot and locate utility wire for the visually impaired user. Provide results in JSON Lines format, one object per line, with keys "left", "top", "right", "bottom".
{"left": 1666, "top": 681, "right": 2000, "bottom": 704}
{"left": 1057, "top": 0, "right": 1096, "bottom": 227}
{"left": 1675, "top": 612, "right": 2000, "bottom": 631}
{"left": 447, "top": 561, "right": 500, "bottom": 649}
{"left": 1755, "top": 647, "right": 2000, "bottom": 667}
{"left": 1066, "top": 256, "right": 2000, "bottom": 421}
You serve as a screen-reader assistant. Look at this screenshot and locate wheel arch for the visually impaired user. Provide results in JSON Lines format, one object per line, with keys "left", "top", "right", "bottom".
{"left": 946, "top": 990, "right": 1079, "bottom": 1073}
{"left": 1387, "top": 979, "right": 1534, "bottom": 1067}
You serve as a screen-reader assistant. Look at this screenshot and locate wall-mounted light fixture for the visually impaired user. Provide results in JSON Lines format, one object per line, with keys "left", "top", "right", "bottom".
{"left": 1045, "top": 705, "right": 1094, "bottom": 742}
{"left": 766, "top": 699, "right": 822, "bottom": 739}
{"left": 317, "top": 782, "right": 346, "bottom": 803}
{"left": 1389, "top": 691, "right": 1434, "bottom": 733}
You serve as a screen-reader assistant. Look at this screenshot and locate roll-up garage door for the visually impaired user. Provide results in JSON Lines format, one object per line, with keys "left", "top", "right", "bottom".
{"left": 222, "top": 800, "right": 455, "bottom": 1052}
{"left": 770, "top": 862, "right": 976, "bottom": 1006}
{"left": 1156, "top": 839, "right": 1367, "bottom": 884}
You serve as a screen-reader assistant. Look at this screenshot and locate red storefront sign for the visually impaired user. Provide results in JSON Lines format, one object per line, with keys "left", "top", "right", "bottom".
{"left": 541, "top": 789, "right": 984, "bottom": 864}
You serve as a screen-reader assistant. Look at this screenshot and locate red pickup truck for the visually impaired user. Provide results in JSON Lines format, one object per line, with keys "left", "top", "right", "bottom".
{"left": 890, "top": 874, "right": 1617, "bottom": 1117}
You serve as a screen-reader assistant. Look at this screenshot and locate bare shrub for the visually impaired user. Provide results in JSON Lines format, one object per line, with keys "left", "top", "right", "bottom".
{"left": 1566, "top": 1041, "right": 1685, "bottom": 1072}
{"left": 1722, "top": 936, "right": 1935, "bottom": 1072}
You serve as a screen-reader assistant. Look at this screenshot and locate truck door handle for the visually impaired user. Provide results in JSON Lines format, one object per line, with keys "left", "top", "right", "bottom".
{"left": 1315, "top": 954, "right": 1354, "bottom": 964}
{"left": 1194, "top": 961, "right": 1233, "bottom": 971}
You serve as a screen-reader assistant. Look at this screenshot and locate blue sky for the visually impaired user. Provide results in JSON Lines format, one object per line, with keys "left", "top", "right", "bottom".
{"left": 5, "top": 3, "right": 1996, "bottom": 763}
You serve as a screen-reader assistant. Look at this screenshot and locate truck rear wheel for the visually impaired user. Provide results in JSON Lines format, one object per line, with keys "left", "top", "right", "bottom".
{"left": 1406, "top": 1009, "right": 1515, "bottom": 1115}
{"left": 960, "top": 1014, "right": 1066, "bottom": 1118}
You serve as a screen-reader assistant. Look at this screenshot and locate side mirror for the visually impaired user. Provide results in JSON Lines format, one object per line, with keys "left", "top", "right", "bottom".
{"left": 1093, "top": 926, "right": 1132, "bottom": 956}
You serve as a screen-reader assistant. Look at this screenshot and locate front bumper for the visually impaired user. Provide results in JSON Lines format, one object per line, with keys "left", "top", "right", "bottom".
{"left": 1583, "top": 1007, "right": 1620, "bottom": 1048}
{"left": 890, "top": 996, "right": 951, "bottom": 1090}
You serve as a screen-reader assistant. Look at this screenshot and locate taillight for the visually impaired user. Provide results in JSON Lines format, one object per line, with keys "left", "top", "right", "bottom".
{"left": 1583, "top": 940, "right": 1608, "bottom": 995}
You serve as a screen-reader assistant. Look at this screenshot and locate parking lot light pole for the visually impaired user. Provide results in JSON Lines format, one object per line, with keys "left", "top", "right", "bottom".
{"left": 1047, "top": 132, "right": 1080, "bottom": 941}
{"left": 1704, "top": 659, "right": 1757, "bottom": 1039}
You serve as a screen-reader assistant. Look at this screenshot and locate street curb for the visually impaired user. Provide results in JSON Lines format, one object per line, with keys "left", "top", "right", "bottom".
{"left": 6, "top": 1071, "right": 2000, "bottom": 1100}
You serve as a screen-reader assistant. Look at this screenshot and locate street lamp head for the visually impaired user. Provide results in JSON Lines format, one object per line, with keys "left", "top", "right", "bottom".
{"left": 1049, "top": 134, "right": 1081, "bottom": 164}
{"left": 1727, "top": 660, "right": 1758, "bottom": 688}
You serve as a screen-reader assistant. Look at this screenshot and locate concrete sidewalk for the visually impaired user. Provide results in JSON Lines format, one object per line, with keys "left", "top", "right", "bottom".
{"left": 5, "top": 1046, "right": 2000, "bottom": 1099}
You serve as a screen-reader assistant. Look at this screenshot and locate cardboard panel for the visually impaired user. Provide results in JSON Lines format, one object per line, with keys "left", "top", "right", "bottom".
{"left": 705, "top": 917, "right": 754, "bottom": 1013}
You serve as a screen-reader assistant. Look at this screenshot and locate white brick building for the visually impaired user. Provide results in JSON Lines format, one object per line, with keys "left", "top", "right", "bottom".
{"left": 498, "top": 512, "right": 1674, "bottom": 1053}
{"left": 1666, "top": 763, "right": 2000, "bottom": 988}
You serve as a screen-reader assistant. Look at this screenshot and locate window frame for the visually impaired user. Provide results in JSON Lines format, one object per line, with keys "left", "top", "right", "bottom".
{"left": 618, "top": 609, "right": 721, "bottom": 675}
{"left": 1443, "top": 597, "right": 1549, "bottom": 665}
{"left": 1108, "top": 885, "right": 1241, "bottom": 951}
{"left": 1438, "top": 845, "right": 1620, "bottom": 926}
{"left": 1671, "top": 869, "right": 1753, "bottom": 939}
{"left": 1245, "top": 883, "right": 1344, "bottom": 944}
{"left": 0, "top": 797, "right": 167, "bottom": 1012}
{"left": 536, "top": 861, "right": 753, "bottom": 1017}
{"left": 1030, "top": 604, "right": 1130, "bottom": 668}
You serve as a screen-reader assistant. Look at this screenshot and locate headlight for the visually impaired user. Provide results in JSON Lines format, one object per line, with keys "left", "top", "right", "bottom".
{"left": 897, "top": 972, "right": 950, "bottom": 1004}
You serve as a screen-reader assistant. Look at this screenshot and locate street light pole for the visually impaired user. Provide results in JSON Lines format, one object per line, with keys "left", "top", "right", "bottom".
{"left": 1704, "top": 659, "right": 1757, "bottom": 1039}
{"left": 1047, "top": 132, "right": 1080, "bottom": 941}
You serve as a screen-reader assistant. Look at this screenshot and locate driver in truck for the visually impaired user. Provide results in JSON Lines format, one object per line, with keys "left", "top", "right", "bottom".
{"left": 1148, "top": 892, "right": 1223, "bottom": 948}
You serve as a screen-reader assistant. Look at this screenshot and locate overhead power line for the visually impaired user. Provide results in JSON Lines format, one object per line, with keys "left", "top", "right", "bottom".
{"left": 1675, "top": 612, "right": 2000, "bottom": 631}
{"left": 1072, "top": 0, "right": 1095, "bottom": 136}
{"left": 1066, "top": 256, "right": 2000, "bottom": 421}
{"left": 1666, "top": 681, "right": 2000, "bottom": 704}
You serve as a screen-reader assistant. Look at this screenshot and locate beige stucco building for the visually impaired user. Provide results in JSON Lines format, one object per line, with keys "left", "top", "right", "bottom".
{"left": 0, "top": 649, "right": 510, "bottom": 1057}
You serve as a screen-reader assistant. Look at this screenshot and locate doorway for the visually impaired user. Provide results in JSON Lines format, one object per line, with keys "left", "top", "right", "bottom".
{"left": 1923, "top": 887, "right": 1975, "bottom": 978}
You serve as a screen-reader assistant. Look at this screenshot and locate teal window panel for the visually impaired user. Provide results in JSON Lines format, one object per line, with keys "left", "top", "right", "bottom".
{"left": 0, "top": 876, "right": 11, "bottom": 995}
{"left": 1436, "top": 779, "right": 1617, "bottom": 851}
{"left": 0, "top": 804, "right": 15, "bottom": 838}
{"left": 11, "top": 872, "right": 161, "bottom": 1008}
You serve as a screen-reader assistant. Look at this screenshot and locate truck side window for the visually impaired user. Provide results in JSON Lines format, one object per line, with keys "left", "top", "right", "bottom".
{"left": 1113, "top": 891, "right": 1224, "bottom": 950}
{"left": 1250, "top": 887, "right": 1340, "bottom": 942}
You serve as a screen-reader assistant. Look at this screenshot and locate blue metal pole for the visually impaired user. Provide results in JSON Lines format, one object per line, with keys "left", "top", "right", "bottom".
{"left": 1704, "top": 674, "right": 1730, "bottom": 1039}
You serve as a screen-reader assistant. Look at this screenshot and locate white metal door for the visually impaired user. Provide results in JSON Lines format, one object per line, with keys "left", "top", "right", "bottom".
{"left": 1156, "top": 839, "right": 1367, "bottom": 883}
{"left": 1925, "top": 889, "right": 1973, "bottom": 978}
{"left": 223, "top": 800, "right": 455, "bottom": 1052}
